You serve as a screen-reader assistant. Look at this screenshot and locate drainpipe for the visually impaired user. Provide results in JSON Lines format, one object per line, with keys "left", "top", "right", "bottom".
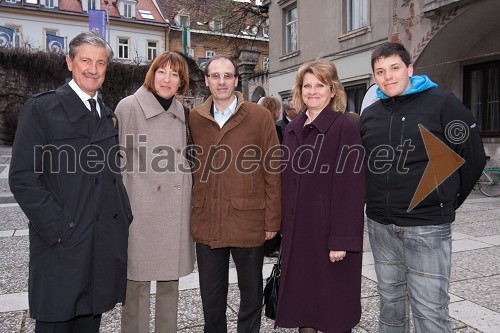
{"left": 165, "top": 23, "right": 171, "bottom": 51}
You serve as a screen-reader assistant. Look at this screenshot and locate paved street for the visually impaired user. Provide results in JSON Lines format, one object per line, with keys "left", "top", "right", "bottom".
{"left": 1, "top": 144, "right": 499, "bottom": 332}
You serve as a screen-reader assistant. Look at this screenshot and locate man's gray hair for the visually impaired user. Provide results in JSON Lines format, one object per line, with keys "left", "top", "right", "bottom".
{"left": 68, "top": 31, "right": 113, "bottom": 62}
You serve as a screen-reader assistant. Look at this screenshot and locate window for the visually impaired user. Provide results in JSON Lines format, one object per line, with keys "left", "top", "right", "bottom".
{"left": 347, "top": 0, "right": 367, "bottom": 31}
{"left": 464, "top": 61, "right": 500, "bottom": 136}
{"left": 6, "top": 0, "right": 18, "bottom": 3}
{"left": 210, "top": 20, "right": 222, "bottom": 32}
{"left": 285, "top": 4, "right": 298, "bottom": 54}
{"left": 24, "top": 0, "right": 38, "bottom": 4}
{"left": 180, "top": 15, "right": 190, "bottom": 28}
{"left": 206, "top": 50, "right": 216, "bottom": 58}
{"left": 138, "top": 10, "right": 154, "bottom": 20}
{"left": 344, "top": 83, "right": 367, "bottom": 114}
{"left": 147, "top": 41, "right": 157, "bottom": 61}
{"left": 88, "top": 0, "right": 97, "bottom": 10}
{"left": 44, "top": 0, "right": 54, "bottom": 8}
{"left": 5, "top": 25, "right": 21, "bottom": 48}
{"left": 123, "top": 3, "right": 132, "bottom": 18}
{"left": 263, "top": 57, "right": 269, "bottom": 71}
{"left": 118, "top": 38, "right": 129, "bottom": 59}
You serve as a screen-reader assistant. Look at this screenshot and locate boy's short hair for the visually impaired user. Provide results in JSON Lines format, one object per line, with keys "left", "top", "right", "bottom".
{"left": 371, "top": 42, "right": 411, "bottom": 71}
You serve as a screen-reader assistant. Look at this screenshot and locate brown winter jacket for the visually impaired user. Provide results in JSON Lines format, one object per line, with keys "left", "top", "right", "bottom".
{"left": 189, "top": 92, "right": 281, "bottom": 248}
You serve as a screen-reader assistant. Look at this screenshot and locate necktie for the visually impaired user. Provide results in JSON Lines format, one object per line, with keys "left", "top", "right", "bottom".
{"left": 88, "top": 98, "right": 100, "bottom": 119}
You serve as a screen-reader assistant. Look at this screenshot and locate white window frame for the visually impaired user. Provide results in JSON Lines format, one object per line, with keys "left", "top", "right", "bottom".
{"left": 6, "top": 0, "right": 18, "bottom": 4}
{"left": 147, "top": 41, "right": 158, "bottom": 61}
{"left": 209, "top": 19, "right": 223, "bottom": 32}
{"left": 44, "top": 0, "right": 56, "bottom": 8}
{"left": 180, "top": 15, "right": 190, "bottom": 28}
{"left": 124, "top": 3, "right": 132, "bottom": 18}
{"left": 118, "top": 37, "right": 130, "bottom": 59}
{"left": 206, "top": 50, "right": 216, "bottom": 58}
{"left": 5, "top": 24, "right": 21, "bottom": 48}
{"left": 88, "top": 0, "right": 98, "bottom": 10}
{"left": 347, "top": 0, "right": 368, "bottom": 31}
{"left": 285, "top": 4, "right": 298, "bottom": 54}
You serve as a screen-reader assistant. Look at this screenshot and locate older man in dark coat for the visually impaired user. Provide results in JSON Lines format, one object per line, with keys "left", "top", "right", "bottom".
{"left": 9, "top": 32, "right": 132, "bottom": 333}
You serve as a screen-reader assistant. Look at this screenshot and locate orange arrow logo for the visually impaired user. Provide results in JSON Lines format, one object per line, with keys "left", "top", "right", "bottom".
{"left": 408, "top": 124, "right": 465, "bottom": 212}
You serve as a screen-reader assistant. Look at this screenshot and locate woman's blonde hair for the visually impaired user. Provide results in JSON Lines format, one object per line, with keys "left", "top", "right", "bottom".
{"left": 291, "top": 60, "right": 347, "bottom": 113}
{"left": 144, "top": 51, "right": 190, "bottom": 95}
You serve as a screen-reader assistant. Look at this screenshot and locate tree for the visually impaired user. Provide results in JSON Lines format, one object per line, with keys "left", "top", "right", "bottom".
{"left": 158, "top": 0, "right": 269, "bottom": 55}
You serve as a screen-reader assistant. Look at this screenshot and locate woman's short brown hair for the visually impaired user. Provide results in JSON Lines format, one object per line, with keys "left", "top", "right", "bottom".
{"left": 144, "top": 51, "right": 190, "bottom": 95}
{"left": 292, "top": 60, "right": 347, "bottom": 113}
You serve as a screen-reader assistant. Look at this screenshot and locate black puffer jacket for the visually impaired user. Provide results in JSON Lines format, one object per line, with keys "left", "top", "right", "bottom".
{"left": 360, "top": 87, "right": 486, "bottom": 226}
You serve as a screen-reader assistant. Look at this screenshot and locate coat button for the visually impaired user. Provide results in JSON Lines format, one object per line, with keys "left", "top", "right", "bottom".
{"left": 93, "top": 177, "right": 98, "bottom": 184}
{"left": 175, "top": 184, "right": 181, "bottom": 190}
{"left": 176, "top": 148, "right": 181, "bottom": 154}
{"left": 113, "top": 213, "right": 118, "bottom": 219}
{"left": 69, "top": 223, "right": 74, "bottom": 228}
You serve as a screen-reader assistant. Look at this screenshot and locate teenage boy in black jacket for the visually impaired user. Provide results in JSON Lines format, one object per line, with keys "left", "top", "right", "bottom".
{"left": 360, "top": 42, "right": 485, "bottom": 333}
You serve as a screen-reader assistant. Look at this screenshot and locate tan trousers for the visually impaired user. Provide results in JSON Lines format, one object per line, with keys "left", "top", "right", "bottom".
{"left": 121, "top": 280, "right": 179, "bottom": 333}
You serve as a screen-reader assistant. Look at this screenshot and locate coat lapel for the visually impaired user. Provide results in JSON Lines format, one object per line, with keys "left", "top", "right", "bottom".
{"left": 134, "top": 85, "right": 186, "bottom": 123}
{"left": 55, "top": 83, "right": 91, "bottom": 138}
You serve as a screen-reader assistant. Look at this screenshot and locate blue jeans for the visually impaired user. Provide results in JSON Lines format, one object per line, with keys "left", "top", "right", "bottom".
{"left": 367, "top": 218, "right": 452, "bottom": 333}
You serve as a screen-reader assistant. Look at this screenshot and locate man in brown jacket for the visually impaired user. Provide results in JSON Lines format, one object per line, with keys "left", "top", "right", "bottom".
{"left": 189, "top": 55, "right": 281, "bottom": 333}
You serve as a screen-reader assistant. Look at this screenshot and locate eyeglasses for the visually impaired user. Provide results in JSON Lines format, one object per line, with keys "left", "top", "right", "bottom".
{"left": 206, "top": 73, "right": 236, "bottom": 80}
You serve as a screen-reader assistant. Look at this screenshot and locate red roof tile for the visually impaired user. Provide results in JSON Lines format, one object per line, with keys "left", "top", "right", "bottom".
{"left": 58, "top": 0, "right": 83, "bottom": 13}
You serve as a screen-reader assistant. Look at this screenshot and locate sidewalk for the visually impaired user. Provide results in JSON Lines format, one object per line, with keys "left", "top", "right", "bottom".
{"left": 1, "top": 145, "right": 499, "bottom": 332}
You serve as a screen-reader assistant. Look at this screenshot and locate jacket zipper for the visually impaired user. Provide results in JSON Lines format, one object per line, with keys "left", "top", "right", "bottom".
{"left": 400, "top": 117, "right": 406, "bottom": 146}
{"left": 386, "top": 108, "right": 394, "bottom": 223}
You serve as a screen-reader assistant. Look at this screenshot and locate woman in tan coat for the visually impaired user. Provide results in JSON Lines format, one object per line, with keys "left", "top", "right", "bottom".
{"left": 115, "top": 51, "right": 195, "bottom": 333}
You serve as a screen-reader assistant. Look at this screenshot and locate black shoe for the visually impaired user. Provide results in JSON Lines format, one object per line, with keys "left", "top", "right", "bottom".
{"left": 265, "top": 250, "right": 280, "bottom": 258}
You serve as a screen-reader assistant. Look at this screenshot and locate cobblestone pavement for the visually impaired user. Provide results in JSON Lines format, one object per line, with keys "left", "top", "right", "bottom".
{"left": 1, "top": 145, "right": 499, "bottom": 332}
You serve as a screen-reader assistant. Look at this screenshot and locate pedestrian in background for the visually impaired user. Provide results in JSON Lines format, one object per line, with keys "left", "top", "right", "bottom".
{"left": 276, "top": 100, "right": 299, "bottom": 143}
{"left": 115, "top": 51, "right": 195, "bottom": 333}
{"left": 275, "top": 60, "right": 365, "bottom": 333}
{"left": 9, "top": 31, "right": 133, "bottom": 333}
{"left": 258, "top": 95, "right": 284, "bottom": 258}
{"left": 360, "top": 42, "right": 486, "bottom": 332}
{"left": 189, "top": 55, "right": 281, "bottom": 333}
{"left": 259, "top": 96, "right": 281, "bottom": 121}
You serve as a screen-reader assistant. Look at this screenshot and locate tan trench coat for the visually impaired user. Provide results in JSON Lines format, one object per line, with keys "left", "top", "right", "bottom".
{"left": 115, "top": 85, "right": 195, "bottom": 281}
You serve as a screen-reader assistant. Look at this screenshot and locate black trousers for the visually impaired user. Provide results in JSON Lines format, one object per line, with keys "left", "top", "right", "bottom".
{"left": 196, "top": 243, "right": 264, "bottom": 333}
{"left": 35, "top": 314, "right": 102, "bottom": 333}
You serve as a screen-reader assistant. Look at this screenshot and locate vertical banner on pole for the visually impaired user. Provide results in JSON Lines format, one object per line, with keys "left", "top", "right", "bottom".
{"left": 88, "top": 9, "right": 107, "bottom": 39}
{"left": 46, "top": 34, "right": 65, "bottom": 53}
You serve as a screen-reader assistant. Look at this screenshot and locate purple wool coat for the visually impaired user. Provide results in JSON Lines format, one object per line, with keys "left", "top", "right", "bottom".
{"left": 275, "top": 107, "right": 366, "bottom": 333}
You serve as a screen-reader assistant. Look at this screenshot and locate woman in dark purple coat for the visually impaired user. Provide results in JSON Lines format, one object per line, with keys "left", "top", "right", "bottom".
{"left": 275, "top": 60, "right": 365, "bottom": 333}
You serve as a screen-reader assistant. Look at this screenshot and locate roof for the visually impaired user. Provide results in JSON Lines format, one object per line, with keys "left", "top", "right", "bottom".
{"left": 10, "top": 0, "right": 166, "bottom": 25}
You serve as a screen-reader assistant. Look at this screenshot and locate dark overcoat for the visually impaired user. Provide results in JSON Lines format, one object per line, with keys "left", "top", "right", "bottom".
{"left": 275, "top": 108, "right": 365, "bottom": 333}
{"left": 9, "top": 83, "right": 133, "bottom": 322}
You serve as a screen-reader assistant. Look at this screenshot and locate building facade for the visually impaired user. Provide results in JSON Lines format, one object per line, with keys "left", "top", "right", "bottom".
{"left": 0, "top": 0, "right": 270, "bottom": 101}
{"left": 0, "top": 0, "right": 168, "bottom": 63}
{"left": 157, "top": 0, "right": 270, "bottom": 102}
{"left": 264, "top": 0, "right": 499, "bottom": 160}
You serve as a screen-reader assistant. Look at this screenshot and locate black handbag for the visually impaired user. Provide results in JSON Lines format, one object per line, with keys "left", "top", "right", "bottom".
{"left": 263, "top": 252, "right": 281, "bottom": 320}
